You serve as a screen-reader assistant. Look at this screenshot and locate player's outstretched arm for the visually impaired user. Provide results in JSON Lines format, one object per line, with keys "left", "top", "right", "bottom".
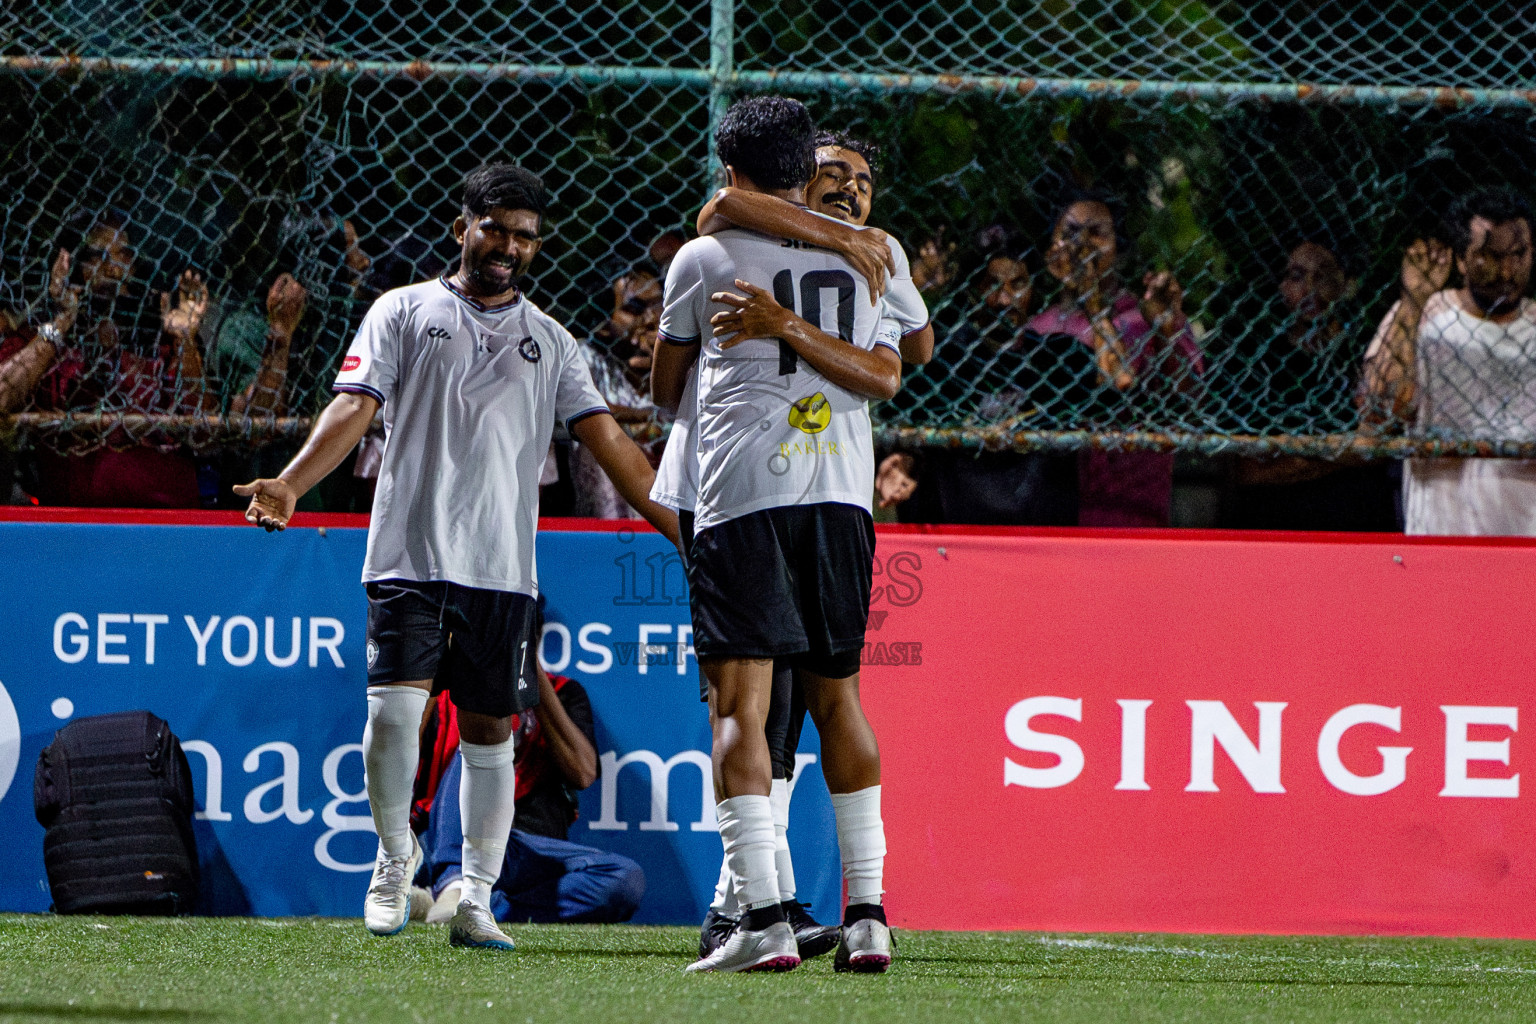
{"left": 233, "top": 390, "right": 379, "bottom": 531}
{"left": 697, "top": 188, "right": 892, "bottom": 301}
{"left": 711, "top": 280, "right": 900, "bottom": 402}
{"left": 570, "top": 411, "right": 681, "bottom": 547}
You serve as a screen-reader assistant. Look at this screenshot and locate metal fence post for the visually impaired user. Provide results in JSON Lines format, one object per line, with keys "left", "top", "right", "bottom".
{"left": 706, "top": 0, "right": 735, "bottom": 195}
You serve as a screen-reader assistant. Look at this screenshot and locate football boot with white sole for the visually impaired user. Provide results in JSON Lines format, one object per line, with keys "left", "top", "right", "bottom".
{"left": 834, "top": 917, "right": 893, "bottom": 973}
{"left": 362, "top": 833, "right": 423, "bottom": 936}
{"left": 448, "top": 900, "right": 516, "bottom": 951}
{"left": 685, "top": 920, "right": 800, "bottom": 973}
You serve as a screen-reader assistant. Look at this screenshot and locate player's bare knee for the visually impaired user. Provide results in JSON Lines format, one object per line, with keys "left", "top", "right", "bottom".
{"left": 800, "top": 671, "right": 863, "bottom": 727}
{"left": 458, "top": 710, "right": 513, "bottom": 745}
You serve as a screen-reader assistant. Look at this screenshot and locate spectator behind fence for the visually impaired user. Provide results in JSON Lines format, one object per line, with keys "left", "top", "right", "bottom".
{"left": 1361, "top": 186, "right": 1536, "bottom": 535}
{"left": 0, "top": 250, "right": 81, "bottom": 415}
{"left": 22, "top": 211, "right": 209, "bottom": 506}
{"left": 876, "top": 242, "right": 1080, "bottom": 525}
{"left": 570, "top": 268, "right": 664, "bottom": 518}
{"left": 1224, "top": 239, "right": 1398, "bottom": 531}
{"left": 412, "top": 663, "right": 644, "bottom": 924}
{"left": 1025, "top": 191, "right": 1204, "bottom": 527}
{"left": 15, "top": 211, "right": 309, "bottom": 507}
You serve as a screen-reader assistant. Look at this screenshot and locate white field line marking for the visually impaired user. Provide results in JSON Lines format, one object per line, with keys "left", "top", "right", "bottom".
{"left": 1033, "top": 935, "right": 1536, "bottom": 977}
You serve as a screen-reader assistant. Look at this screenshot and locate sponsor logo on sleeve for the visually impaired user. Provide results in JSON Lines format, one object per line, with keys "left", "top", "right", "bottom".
{"left": 341, "top": 355, "right": 361, "bottom": 372}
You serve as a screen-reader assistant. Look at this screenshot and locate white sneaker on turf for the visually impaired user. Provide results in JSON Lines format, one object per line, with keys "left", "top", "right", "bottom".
{"left": 684, "top": 920, "right": 800, "bottom": 973}
{"left": 833, "top": 918, "right": 893, "bottom": 973}
{"left": 448, "top": 899, "right": 516, "bottom": 951}
{"left": 425, "top": 882, "right": 462, "bottom": 925}
{"left": 363, "top": 833, "right": 422, "bottom": 936}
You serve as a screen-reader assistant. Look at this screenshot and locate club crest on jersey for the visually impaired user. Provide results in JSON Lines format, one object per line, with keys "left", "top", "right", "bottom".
{"left": 788, "top": 392, "right": 831, "bottom": 434}
{"left": 366, "top": 640, "right": 378, "bottom": 668}
{"left": 518, "top": 336, "right": 541, "bottom": 363}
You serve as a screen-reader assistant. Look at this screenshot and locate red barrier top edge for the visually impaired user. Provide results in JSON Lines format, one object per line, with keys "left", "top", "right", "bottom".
{"left": 2, "top": 505, "right": 1535, "bottom": 546}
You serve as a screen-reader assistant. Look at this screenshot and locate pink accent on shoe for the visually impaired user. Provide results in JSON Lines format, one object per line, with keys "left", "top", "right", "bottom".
{"left": 847, "top": 953, "right": 891, "bottom": 973}
{"left": 745, "top": 955, "right": 801, "bottom": 973}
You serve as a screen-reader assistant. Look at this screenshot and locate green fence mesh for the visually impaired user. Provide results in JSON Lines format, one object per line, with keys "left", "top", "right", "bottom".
{"left": 3, "top": 1, "right": 1535, "bottom": 474}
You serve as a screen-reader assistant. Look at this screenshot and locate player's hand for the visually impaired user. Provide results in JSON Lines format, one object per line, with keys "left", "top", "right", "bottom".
{"left": 876, "top": 453, "right": 917, "bottom": 507}
{"left": 710, "top": 280, "right": 793, "bottom": 349}
{"left": 835, "top": 226, "right": 894, "bottom": 303}
{"left": 233, "top": 477, "right": 299, "bottom": 532}
{"left": 1400, "top": 238, "right": 1452, "bottom": 306}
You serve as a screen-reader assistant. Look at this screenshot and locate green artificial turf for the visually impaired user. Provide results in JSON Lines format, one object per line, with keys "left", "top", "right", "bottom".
{"left": 2, "top": 916, "right": 1535, "bottom": 1023}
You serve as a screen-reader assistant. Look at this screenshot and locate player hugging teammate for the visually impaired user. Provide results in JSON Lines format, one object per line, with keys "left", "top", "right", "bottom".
{"left": 651, "top": 96, "right": 931, "bottom": 973}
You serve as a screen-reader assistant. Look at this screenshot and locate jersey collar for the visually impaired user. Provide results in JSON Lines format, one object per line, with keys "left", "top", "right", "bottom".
{"left": 439, "top": 274, "right": 523, "bottom": 313}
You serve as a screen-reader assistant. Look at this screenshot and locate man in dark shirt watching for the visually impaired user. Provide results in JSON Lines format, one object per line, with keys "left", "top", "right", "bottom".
{"left": 412, "top": 661, "right": 645, "bottom": 924}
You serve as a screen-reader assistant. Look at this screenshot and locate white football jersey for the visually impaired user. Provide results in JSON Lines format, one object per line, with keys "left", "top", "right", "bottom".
{"left": 649, "top": 368, "right": 699, "bottom": 512}
{"left": 658, "top": 224, "right": 903, "bottom": 529}
{"left": 882, "top": 238, "right": 929, "bottom": 341}
{"left": 650, "top": 225, "right": 928, "bottom": 516}
{"left": 334, "top": 277, "right": 609, "bottom": 593}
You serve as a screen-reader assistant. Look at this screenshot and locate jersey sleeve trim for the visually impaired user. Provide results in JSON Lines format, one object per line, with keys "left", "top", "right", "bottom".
{"left": 565, "top": 405, "right": 611, "bottom": 431}
{"left": 873, "top": 336, "right": 902, "bottom": 353}
{"left": 900, "top": 320, "right": 931, "bottom": 339}
{"left": 333, "top": 382, "right": 386, "bottom": 405}
{"left": 659, "top": 330, "right": 701, "bottom": 347}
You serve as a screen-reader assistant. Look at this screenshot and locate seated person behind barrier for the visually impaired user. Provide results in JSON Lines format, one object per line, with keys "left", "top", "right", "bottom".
{"left": 412, "top": 662, "right": 644, "bottom": 924}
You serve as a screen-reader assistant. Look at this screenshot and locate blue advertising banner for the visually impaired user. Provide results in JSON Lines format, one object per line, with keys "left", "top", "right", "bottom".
{"left": 0, "top": 522, "right": 839, "bottom": 925}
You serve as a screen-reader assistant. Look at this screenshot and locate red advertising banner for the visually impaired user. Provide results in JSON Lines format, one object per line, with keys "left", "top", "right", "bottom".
{"left": 862, "top": 527, "right": 1536, "bottom": 938}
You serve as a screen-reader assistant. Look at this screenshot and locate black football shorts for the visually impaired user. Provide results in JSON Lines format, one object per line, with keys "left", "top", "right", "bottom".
{"left": 364, "top": 579, "right": 539, "bottom": 718}
{"left": 686, "top": 501, "right": 874, "bottom": 680}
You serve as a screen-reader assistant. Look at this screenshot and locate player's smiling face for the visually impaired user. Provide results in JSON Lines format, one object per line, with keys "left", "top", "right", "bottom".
{"left": 809, "top": 146, "right": 873, "bottom": 226}
{"left": 453, "top": 206, "right": 543, "bottom": 300}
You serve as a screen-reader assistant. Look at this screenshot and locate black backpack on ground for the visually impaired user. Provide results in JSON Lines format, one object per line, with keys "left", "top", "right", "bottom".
{"left": 33, "top": 710, "right": 199, "bottom": 915}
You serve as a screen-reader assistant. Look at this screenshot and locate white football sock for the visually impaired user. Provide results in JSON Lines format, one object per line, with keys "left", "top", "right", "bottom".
{"left": 710, "top": 855, "right": 737, "bottom": 915}
{"left": 362, "top": 685, "right": 429, "bottom": 860}
{"left": 770, "top": 777, "right": 796, "bottom": 901}
{"left": 459, "top": 736, "right": 517, "bottom": 912}
{"left": 830, "top": 785, "right": 885, "bottom": 905}
{"left": 715, "top": 795, "right": 778, "bottom": 911}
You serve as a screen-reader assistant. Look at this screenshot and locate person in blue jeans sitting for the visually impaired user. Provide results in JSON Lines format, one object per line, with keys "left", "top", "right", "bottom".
{"left": 412, "top": 661, "right": 645, "bottom": 923}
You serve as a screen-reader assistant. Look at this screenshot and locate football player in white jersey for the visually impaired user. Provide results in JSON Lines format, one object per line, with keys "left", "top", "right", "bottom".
{"left": 236, "top": 164, "right": 678, "bottom": 952}
{"left": 652, "top": 97, "right": 906, "bottom": 974}
{"left": 682, "top": 131, "right": 931, "bottom": 963}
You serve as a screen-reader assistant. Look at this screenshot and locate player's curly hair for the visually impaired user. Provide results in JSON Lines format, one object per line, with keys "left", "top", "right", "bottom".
{"left": 715, "top": 96, "right": 816, "bottom": 191}
{"left": 1443, "top": 186, "right": 1533, "bottom": 260}
{"left": 461, "top": 163, "right": 549, "bottom": 222}
{"left": 814, "top": 130, "right": 881, "bottom": 180}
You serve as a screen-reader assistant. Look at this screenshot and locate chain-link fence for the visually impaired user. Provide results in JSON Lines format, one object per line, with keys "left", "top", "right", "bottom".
{"left": 3, "top": 1, "right": 1535, "bottom": 483}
